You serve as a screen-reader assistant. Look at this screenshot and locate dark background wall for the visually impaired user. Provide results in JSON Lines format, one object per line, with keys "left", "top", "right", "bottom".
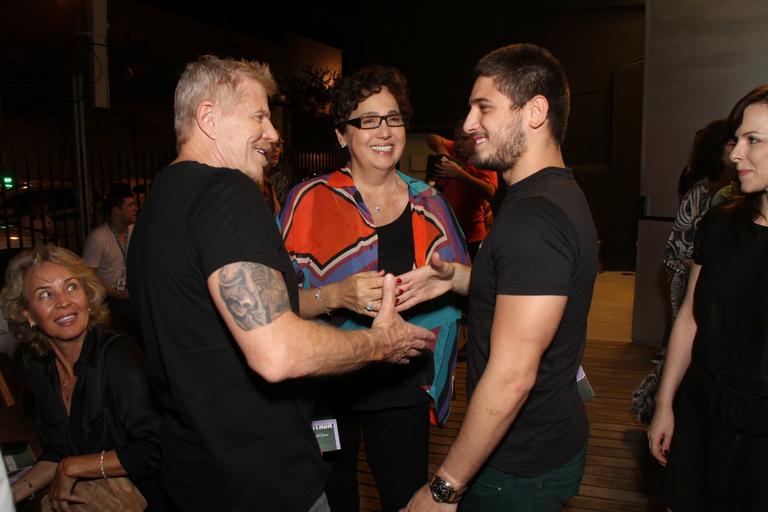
{"left": 341, "top": 5, "right": 645, "bottom": 269}
{"left": 634, "top": 0, "right": 768, "bottom": 346}
{"left": 1, "top": 1, "right": 646, "bottom": 269}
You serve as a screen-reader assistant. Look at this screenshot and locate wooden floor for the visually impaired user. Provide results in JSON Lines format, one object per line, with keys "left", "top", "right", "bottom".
{"left": 0, "top": 272, "right": 666, "bottom": 511}
{"left": 358, "top": 272, "right": 667, "bottom": 511}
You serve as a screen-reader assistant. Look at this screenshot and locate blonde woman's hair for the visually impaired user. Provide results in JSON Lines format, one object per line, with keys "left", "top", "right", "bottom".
{"left": 2, "top": 246, "right": 108, "bottom": 357}
{"left": 174, "top": 55, "right": 277, "bottom": 150}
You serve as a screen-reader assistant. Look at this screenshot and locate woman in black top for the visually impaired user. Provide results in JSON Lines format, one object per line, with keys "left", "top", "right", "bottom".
{"left": 3, "top": 246, "right": 162, "bottom": 510}
{"left": 278, "top": 66, "right": 468, "bottom": 512}
{"left": 649, "top": 84, "right": 768, "bottom": 510}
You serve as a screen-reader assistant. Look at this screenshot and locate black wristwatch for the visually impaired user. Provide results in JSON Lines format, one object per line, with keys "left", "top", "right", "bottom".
{"left": 429, "top": 473, "right": 465, "bottom": 504}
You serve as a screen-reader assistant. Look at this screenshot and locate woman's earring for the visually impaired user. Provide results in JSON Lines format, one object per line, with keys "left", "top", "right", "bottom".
{"left": 340, "top": 142, "right": 347, "bottom": 149}
{"left": 29, "top": 321, "right": 35, "bottom": 328}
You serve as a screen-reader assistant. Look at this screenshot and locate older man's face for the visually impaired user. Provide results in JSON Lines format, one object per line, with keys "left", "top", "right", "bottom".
{"left": 213, "top": 79, "right": 278, "bottom": 184}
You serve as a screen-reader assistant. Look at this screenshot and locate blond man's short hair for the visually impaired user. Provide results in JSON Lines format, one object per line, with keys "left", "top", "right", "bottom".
{"left": 174, "top": 55, "right": 277, "bottom": 149}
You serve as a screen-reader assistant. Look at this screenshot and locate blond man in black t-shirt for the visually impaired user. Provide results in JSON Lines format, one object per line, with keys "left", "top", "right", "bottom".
{"left": 128, "top": 55, "right": 435, "bottom": 512}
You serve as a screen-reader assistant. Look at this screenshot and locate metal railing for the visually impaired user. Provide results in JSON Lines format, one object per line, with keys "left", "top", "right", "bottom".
{"left": 0, "top": 144, "right": 174, "bottom": 259}
{"left": 295, "top": 151, "right": 345, "bottom": 181}
{"left": 0, "top": 146, "right": 338, "bottom": 262}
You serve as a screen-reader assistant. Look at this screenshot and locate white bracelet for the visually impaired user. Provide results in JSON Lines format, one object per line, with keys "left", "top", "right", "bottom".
{"left": 99, "top": 450, "right": 109, "bottom": 480}
{"left": 313, "top": 288, "right": 332, "bottom": 316}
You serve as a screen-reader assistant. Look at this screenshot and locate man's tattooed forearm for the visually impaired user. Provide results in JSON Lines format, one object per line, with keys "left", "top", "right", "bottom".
{"left": 218, "top": 262, "right": 290, "bottom": 330}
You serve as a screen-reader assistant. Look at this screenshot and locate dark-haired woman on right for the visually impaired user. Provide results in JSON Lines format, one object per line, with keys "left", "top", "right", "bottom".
{"left": 648, "top": 84, "right": 768, "bottom": 511}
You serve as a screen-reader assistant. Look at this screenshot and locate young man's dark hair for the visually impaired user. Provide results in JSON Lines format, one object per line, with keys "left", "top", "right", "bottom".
{"left": 473, "top": 43, "right": 570, "bottom": 145}
{"left": 104, "top": 183, "right": 134, "bottom": 217}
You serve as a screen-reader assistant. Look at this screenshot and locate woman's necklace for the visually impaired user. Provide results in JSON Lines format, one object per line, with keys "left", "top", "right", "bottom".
{"left": 358, "top": 175, "right": 402, "bottom": 215}
{"left": 60, "top": 375, "right": 73, "bottom": 402}
{"left": 59, "top": 378, "right": 72, "bottom": 406}
{"left": 56, "top": 361, "right": 77, "bottom": 405}
{"left": 362, "top": 179, "right": 400, "bottom": 216}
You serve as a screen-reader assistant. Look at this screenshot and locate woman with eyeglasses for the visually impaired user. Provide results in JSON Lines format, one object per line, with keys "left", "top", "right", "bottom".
{"left": 277, "top": 65, "right": 468, "bottom": 512}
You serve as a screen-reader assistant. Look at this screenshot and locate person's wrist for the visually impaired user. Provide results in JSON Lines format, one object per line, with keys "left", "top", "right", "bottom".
{"left": 312, "top": 286, "right": 333, "bottom": 316}
{"left": 367, "top": 329, "right": 387, "bottom": 362}
{"left": 59, "top": 456, "right": 76, "bottom": 478}
{"left": 446, "top": 262, "right": 458, "bottom": 288}
{"left": 429, "top": 469, "right": 466, "bottom": 504}
{"left": 655, "top": 396, "right": 674, "bottom": 411}
{"left": 13, "top": 478, "right": 33, "bottom": 502}
{"left": 62, "top": 455, "right": 87, "bottom": 479}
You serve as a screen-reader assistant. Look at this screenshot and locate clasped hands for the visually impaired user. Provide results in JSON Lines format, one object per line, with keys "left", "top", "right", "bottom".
{"left": 336, "top": 253, "right": 456, "bottom": 317}
{"left": 49, "top": 457, "right": 87, "bottom": 511}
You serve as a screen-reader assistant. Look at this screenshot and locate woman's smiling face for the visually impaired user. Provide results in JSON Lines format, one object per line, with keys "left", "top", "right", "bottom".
{"left": 731, "top": 102, "right": 768, "bottom": 194}
{"left": 337, "top": 87, "right": 406, "bottom": 174}
{"left": 23, "top": 261, "right": 90, "bottom": 346}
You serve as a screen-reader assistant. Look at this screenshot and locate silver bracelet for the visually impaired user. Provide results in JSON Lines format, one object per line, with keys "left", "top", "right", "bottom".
{"left": 25, "top": 478, "right": 35, "bottom": 500}
{"left": 313, "top": 288, "right": 332, "bottom": 316}
{"left": 99, "top": 450, "right": 109, "bottom": 480}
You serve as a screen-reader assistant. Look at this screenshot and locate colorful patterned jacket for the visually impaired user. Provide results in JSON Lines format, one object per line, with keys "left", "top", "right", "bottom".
{"left": 277, "top": 168, "right": 469, "bottom": 425}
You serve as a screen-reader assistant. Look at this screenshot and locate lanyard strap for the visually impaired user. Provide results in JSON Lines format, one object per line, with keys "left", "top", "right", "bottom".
{"left": 109, "top": 225, "right": 130, "bottom": 266}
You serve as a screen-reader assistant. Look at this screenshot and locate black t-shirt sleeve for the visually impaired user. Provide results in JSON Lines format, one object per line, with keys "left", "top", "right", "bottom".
{"left": 192, "top": 171, "right": 289, "bottom": 279}
{"left": 693, "top": 207, "right": 723, "bottom": 266}
{"left": 693, "top": 214, "right": 707, "bottom": 265}
{"left": 104, "top": 336, "right": 162, "bottom": 480}
{"left": 494, "top": 197, "right": 576, "bottom": 296}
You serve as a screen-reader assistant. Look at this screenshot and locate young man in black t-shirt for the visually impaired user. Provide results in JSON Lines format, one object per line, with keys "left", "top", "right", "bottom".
{"left": 128, "top": 56, "right": 435, "bottom": 512}
{"left": 401, "top": 44, "right": 597, "bottom": 511}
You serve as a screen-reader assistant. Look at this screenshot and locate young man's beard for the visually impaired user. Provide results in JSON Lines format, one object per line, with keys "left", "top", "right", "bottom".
{"left": 471, "top": 115, "right": 527, "bottom": 172}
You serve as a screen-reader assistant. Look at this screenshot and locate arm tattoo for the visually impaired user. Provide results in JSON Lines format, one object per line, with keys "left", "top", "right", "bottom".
{"left": 218, "top": 262, "right": 290, "bottom": 330}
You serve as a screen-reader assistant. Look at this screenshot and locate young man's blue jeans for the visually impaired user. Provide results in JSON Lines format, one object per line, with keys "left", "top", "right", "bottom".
{"left": 459, "top": 445, "right": 586, "bottom": 511}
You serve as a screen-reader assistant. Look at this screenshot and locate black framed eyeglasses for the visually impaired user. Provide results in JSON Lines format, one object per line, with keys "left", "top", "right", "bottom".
{"left": 345, "top": 113, "right": 407, "bottom": 130}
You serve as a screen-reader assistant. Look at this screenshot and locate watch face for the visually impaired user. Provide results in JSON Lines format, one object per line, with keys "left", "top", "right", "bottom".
{"left": 430, "top": 478, "right": 451, "bottom": 502}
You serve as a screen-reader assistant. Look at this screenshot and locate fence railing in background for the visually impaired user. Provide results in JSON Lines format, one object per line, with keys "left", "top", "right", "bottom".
{"left": 0, "top": 144, "right": 174, "bottom": 264}
{"left": 90, "top": 145, "right": 174, "bottom": 223}
{"left": 295, "top": 151, "right": 345, "bottom": 181}
{"left": 0, "top": 146, "right": 334, "bottom": 268}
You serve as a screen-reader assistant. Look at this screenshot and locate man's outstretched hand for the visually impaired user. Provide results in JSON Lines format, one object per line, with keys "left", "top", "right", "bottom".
{"left": 372, "top": 273, "right": 435, "bottom": 364}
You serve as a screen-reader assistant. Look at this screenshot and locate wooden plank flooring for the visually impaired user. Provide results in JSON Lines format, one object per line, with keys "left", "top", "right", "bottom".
{"left": 358, "top": 272, "right": 667, "bottom": 511}
{"left": 357, "top": 341, "right": 665, "bottom": 512}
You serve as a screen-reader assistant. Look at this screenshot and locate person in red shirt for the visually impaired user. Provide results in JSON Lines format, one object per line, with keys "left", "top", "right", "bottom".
{"left": 428, "top": 120, "right": 498, "bottom": 258}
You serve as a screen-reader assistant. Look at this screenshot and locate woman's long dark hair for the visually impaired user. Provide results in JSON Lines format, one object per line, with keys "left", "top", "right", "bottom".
{"left": 724, "top": 84, "right": 768, "bottom": 233}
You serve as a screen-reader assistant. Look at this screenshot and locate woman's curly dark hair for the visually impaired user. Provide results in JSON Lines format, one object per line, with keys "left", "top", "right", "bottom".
{"left": 331, "top": 65, "right": 413, "bottom": 133}
{"left": 2, "top": 246, "right": 108, "bottom": 357}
